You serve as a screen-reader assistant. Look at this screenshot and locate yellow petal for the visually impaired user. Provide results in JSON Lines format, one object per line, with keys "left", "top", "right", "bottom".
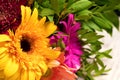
{"left": 0, "top": 52, "right": 6, "bottom": 61}
{"left": 35, "top": 71, "right": 42, "bottom": 80}
{"left": 44, "top": 49, "right": 60, "bottom": 60}
{"left": 4, "top": 58, "right": 19, "bottom": 77}
{"left": 38, "top": 61, "right": 48, "bottom": 74}
{"left": 0, "top": 47, "right": 7, "bottom": 59}
{"left": 45, "top": 22, "right": 57, "bottom": 37}
{"left": 29, "top": 8, "right": 38, "bottom": 25}
{"left": 28, "top": 70, "right": 35, "bottom": 80}
{"left": 20, "top": 70, "right": 28, "bottom": 80}
{"left": 0, "top": 35, "right": 11, "bottom": 42}
{"left": 0, "top": 70, "right": 4, "bottom": 79}
{"left": 21, "top": 5, "right": 26, "bottom": 25}
{"left": 0, "top": 54, "right": 9, "bottom": 70}
{"left": 5, "top": 69, "right": 20, "bottom": 80}
{"left": 38, "top": 17, "right": 46, "bottom": 28}
{"left": 0, "top": 42, "right": 7, "bottom": 47}
{"left": 0, "top": 47, "right": 7, "bottom": 55}
{"left": 25, "top": 7, "right": 31, "bottom": 24}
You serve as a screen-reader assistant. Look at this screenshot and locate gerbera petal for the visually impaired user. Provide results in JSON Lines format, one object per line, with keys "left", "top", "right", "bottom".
{"left": 0, "top": 70, "right": 4, "bottom": 79}
{"left": 36, "top": 17, "right": 46, "bottom": 32}
{"left": 44, "top": 50, "right": 60, "bottom": 60}
{"left": 21, "top": 70, "right": 28, "bottom": 80}
{"left": 28, "top": 70, "right": 36, "bottom": 80}
{"left": 45, "top": 22, "right": 57, "bottom": 37}
{"left": 0, "top": 54, "right": 9, "bottom": 70}
{"left": 5, "top": 69, "right": 20, "bottom": 80}
{"left": 21, "top": 5, "right": 26, "bottom": 25}
{"left": 25, "top": 7, "right": 31, "bottom": 24}
{"left": 0, "top": 49, "right": 7, "bottom": 62}
{"left": 4, "top": 58, "right": 19, "bottom": 77}
{"left": 0, "top": 47, "right": 7, "bottom": 55}
{"left": 21, "top": 6, "right": 31, "bottom": 25}
{"left": 48, "top": 60, "right": 60, "bottom": 68}
{"left": 38, "top": 61, "right": 48, "bottom": 74}
{"left": 35, "top": 70, "right": 42, "bottom": 80}
{"left": 29, "top": 8, "right": 38, "bottom": 25}
{"left": 49, "top": 65, "right": 77, "bottom": 80}
{"left": 0, "top": 35, "right": 11, "bottom": 42}
{"left": 38, "top": 17, "right": 46, "bottom": 27}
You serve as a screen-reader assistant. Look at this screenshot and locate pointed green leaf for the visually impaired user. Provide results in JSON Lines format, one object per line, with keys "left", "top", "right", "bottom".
{"left": 103, "top": 11, "right": 119, "bottom": 29}
{"left": 50, "top": 0, "right": 65, "bottom": 15}
{"left": 66, "top": 0, "right": 92, "bottom": 13}
{"left": 92, "top": 15, "right": 112, "bottom": 34}
{"left": 96, "top": 57, "right": 104, "bottom": 67}
{"left": 40, "top": 8, "right": 54, "bottom": 16}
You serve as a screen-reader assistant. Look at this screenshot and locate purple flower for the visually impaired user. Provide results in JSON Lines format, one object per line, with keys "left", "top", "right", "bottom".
{"left": 0, "top": 0, "right": 27, "bottom": 34}
{"left": 50, "top": 14, "right": 83, "bottom": 72}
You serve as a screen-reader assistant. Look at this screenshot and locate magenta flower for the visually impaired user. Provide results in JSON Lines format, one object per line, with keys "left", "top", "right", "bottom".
{"left": 0, "top": 0, "right": 27, "bottom": 34}
{"left": 50, "top": 14, "right": 83, "bottom": 72}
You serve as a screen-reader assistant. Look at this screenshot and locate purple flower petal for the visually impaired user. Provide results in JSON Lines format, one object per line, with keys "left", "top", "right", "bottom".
{"left": 50, "top": 14, "right": 83, "bottom": 72}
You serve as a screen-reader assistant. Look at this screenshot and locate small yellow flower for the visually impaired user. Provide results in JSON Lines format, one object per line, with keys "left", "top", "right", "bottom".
{"left": 0, "top": 6, "right": 60, "bottom": 80}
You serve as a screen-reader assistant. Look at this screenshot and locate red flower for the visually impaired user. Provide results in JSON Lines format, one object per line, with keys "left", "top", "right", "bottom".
{"left": 41, "top": 53, "right": 77, "bottom": 80}
{"left": 0, "top": 0, "right": 27, "bottom": 34}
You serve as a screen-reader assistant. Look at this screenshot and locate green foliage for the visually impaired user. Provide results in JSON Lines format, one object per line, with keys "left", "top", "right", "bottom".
{"left": 50, "top": 0, "right": 65, "bottom": 15}
{"left": 33, "top": 0, "right": 120, "bottom": 30}
{"left": 65, "top": 0, "right": 92, "bottom": 13}
{"left": 77, "top": 29, "right": 112, "bottom": 79}
{"left": 32, "top": 0, "right": 120, "bottom": 80}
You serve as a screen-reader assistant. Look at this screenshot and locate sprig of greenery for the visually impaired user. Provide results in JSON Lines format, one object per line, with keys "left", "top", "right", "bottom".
{"left": 32, "top": 0, "right": 120, "bottom": 80}
{"left": 77, "top": 29, "right": 112, "bottom": 79}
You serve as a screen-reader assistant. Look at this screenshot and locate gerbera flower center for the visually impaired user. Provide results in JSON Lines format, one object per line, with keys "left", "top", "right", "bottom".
{"left": 20, "top": 38, "right": 31, "bottom": 52}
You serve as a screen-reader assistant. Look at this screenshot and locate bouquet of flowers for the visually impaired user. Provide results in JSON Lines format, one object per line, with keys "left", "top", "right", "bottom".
{"left": 0, "top": 0, "right": 120, "bottom": 80}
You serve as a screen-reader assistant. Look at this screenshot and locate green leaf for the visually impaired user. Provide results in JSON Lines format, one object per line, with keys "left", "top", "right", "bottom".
{"left": 66, "top": 0, "right": 76, "bottom": 8}
{"left": 33, "top": 1, "right": 39, "bottom": 9}
{"left": 97, "top": 49, "right": 112, "bottom": 58}
{"left": 66, "top": 0, "right": 92, "bottom": 13}
{"left": 90, "top": 0, "right": 109, "bottom": 5}
{"left": 86, "top": 63, "right": 94, "bottom": 71}
{"left": 115, "top": 4, "right": 120, "bottom": 10}
{"left": 109, "top": 0, "right": 120, "bottom": 6}
{"left": 81, "top": 32, "right": 103, "bottom": 42}
{"left": 94, "top": 61, "right": 99, "bottom": 72}
{"left": 82, "top": 22, "right": 93, "bottom": 31}
{"left": 103, "top": 11, "right": 119, "bottom": 29}
{"left": 47, "top": 16, "right": 54, "bottom": 21}
{"left": 77, "top": 29, "right": 89, "bottom": 35}
{"left": 76, "top": 70, "right": 84, "bottom": 77}
{"left": 76, "top": 10, "right": 92, "bottom": 20}
{"left": 39, "top": 0, "right": 51, "bottom": 8}
{"left": 92, "top": 15, "right": 112, "bottom": 34}
{"left": 87, "top": 73, "right": 94, "bottom": 80}
{"left": 90, "top": 42, "right": 101, "bottom": 51}
{"left": 50, "top": 0, "right": 65, "bottom": 15}
{"left": 57, "top": 38, "right": 65, "bottom": 50}
{"left": 40, "top": 8, "right": 55, "bottom": 16}
{"left": 94, "top": 66, "right": 106, "bottom": 76}
{"left": 84, "top": 20, "right": 102, "bottom": 31}
{"left": 96, "top": 57, "right": 104, "bottom": 67}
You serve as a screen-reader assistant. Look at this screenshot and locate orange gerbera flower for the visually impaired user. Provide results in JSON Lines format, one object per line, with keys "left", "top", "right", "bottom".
{"left": 0, "top": 6, "right": 60, "bottom": 80}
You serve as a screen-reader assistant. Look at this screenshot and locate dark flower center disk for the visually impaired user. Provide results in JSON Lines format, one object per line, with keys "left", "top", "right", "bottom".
{"left": 20, "top": 38, "right": 31, "bottom": 52}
